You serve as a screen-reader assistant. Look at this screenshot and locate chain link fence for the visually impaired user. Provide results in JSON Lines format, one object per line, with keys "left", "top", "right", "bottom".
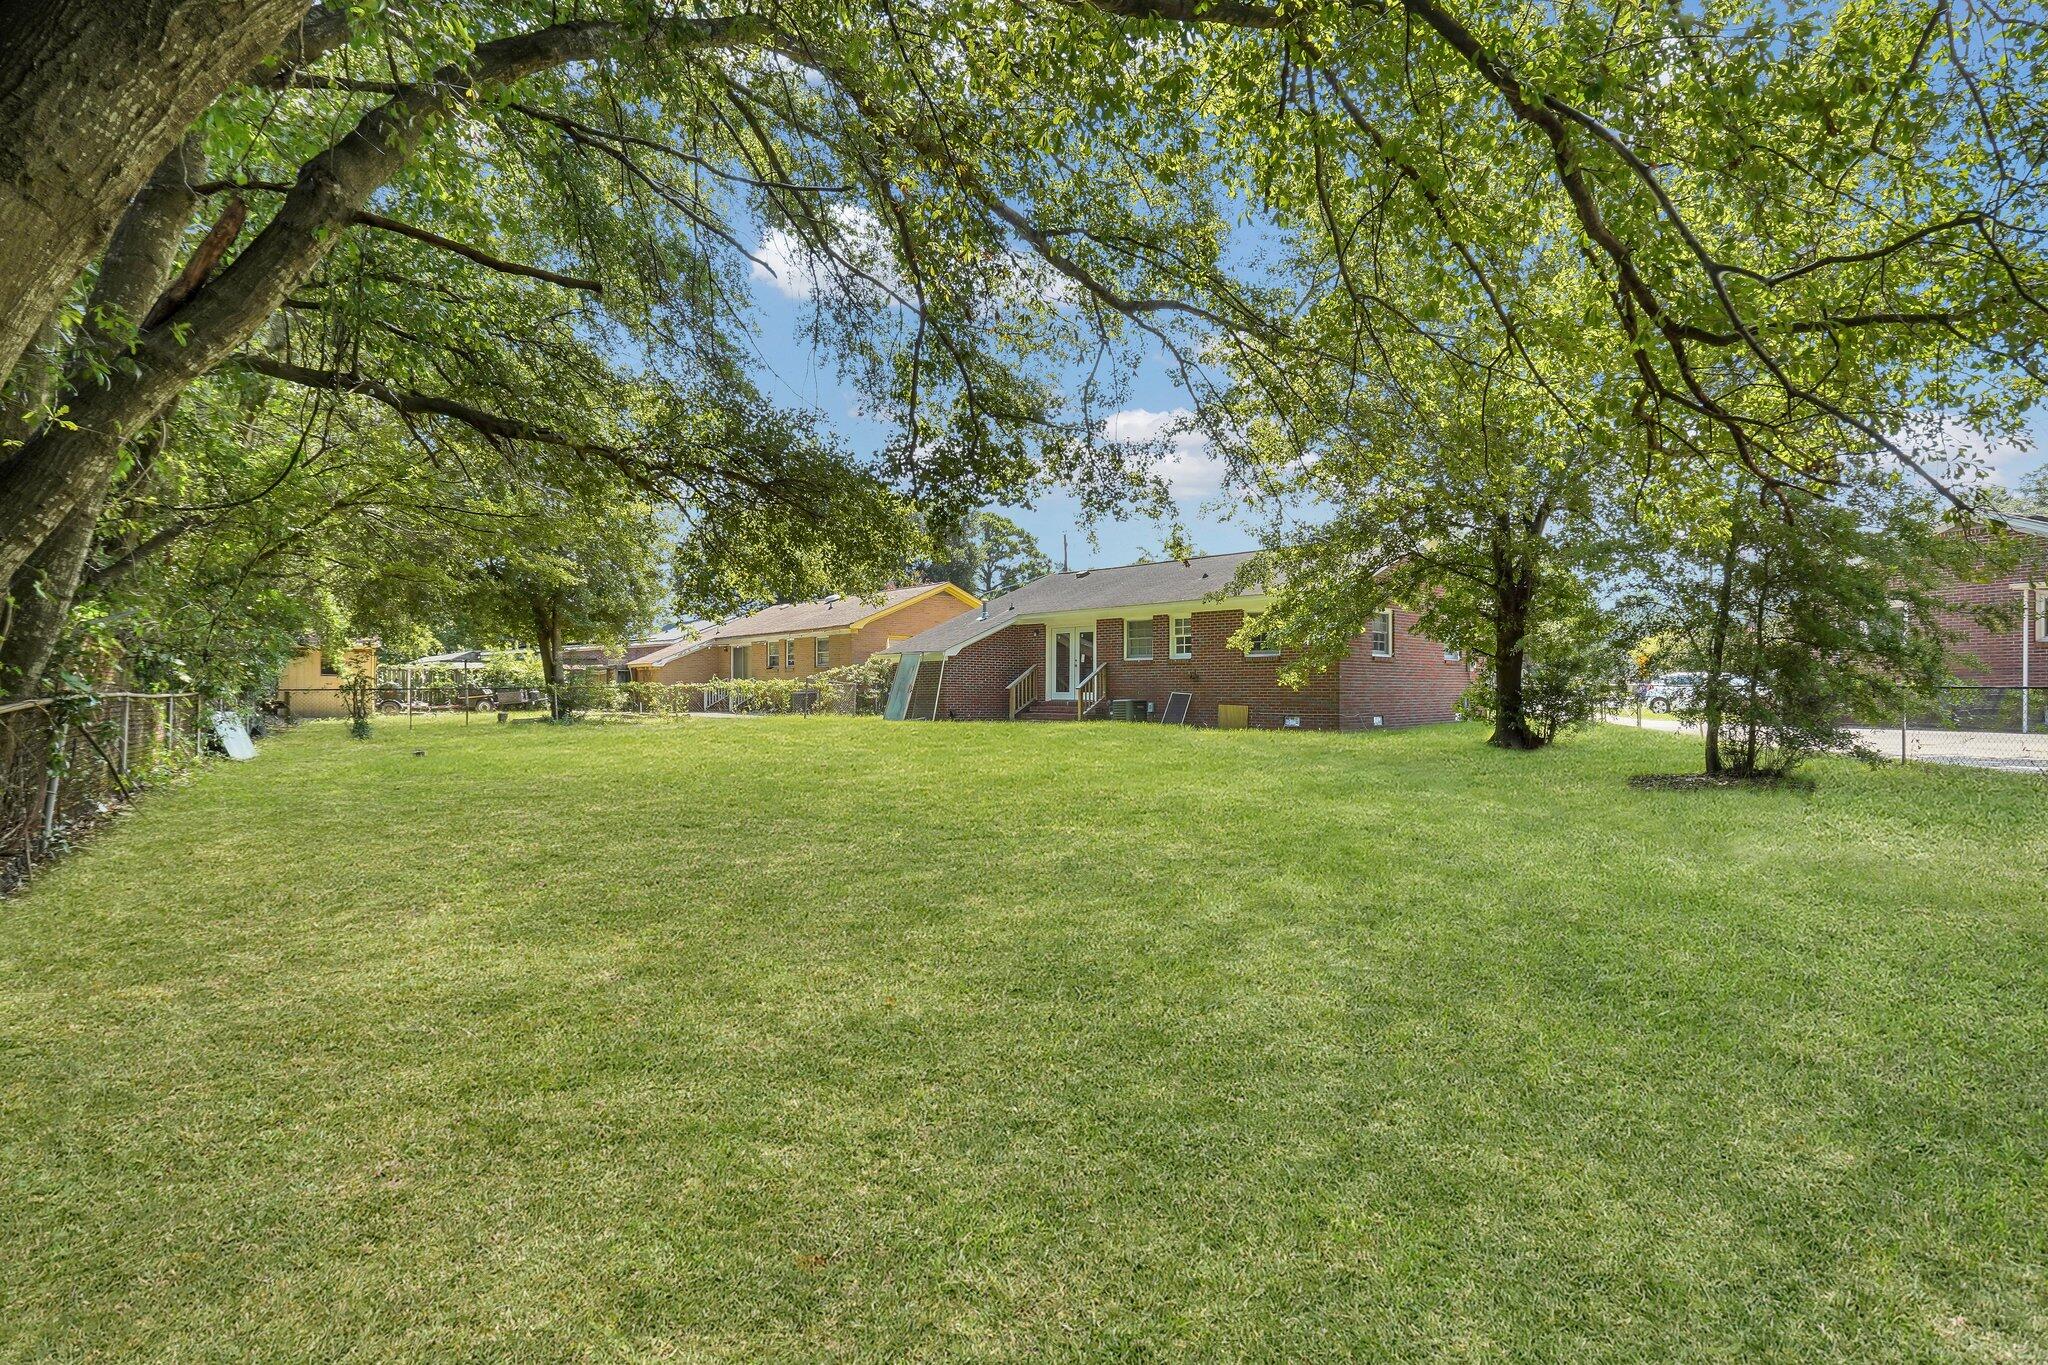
{"left": 1870, "top": 686, "right": 2048, "bottom": 774}
{"left": 1615, "top": 684, "right": 2048, "bottom": 775}
{"left": 1, "top": 691, "right": 212, "bottom": 892}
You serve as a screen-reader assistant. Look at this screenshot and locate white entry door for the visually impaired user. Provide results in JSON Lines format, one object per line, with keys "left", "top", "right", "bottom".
{"left": 1048, "top": 628, "right": 1095, "bottom": 699}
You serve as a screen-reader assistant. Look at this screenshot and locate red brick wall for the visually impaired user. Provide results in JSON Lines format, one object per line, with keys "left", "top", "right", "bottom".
{"left": 1336, "top": 606, "right": 1472, "bottom": 730}
{"left": 1925, "top": 540, "right": 2048, "bottom": 686}
{"left": 1091, "top": 608, "right": 1340, "bottom": 728}
{"left": 928, "top": 606, "right": 1464, "bottom": 730}
{"left": 934, "top": 622, "right": 1045, "bottom": 720}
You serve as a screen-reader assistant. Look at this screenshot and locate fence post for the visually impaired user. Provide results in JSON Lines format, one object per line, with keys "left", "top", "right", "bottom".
{"left": 119, "top": 695, "right": 131, "bottom": 774}
{"left": 41, "top": 721, "right": 65, "bottom": 843}
{"left": 1900, "top": 704, "right": 1908, "bottom": 764}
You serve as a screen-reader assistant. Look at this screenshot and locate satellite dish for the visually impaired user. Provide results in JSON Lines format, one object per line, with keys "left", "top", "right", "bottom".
{"left": 210, "top": 710, "right": 256, "bottom": 761}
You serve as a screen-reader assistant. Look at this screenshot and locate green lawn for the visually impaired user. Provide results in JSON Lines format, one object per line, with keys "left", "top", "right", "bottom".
{"left": 2, "top": 717, "right": 2043, "bottom": 1361}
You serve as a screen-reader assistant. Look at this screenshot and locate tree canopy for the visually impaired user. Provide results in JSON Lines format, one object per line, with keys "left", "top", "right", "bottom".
{"left": 2, "top": 0, "right": 2044, "bottom": 718}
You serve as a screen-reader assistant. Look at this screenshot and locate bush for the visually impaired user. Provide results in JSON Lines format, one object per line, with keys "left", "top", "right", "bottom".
{"left": 621, "top": 682, "right": 692, "bottom": 716}
{"left": 551, "top": 673, "right": 622, "bottom": 719}
{"left": 1465, "top": 617, "right": 1629, "bottom": 745}
{"left": 814, "top": 658, "right": 896, "bottom": 714}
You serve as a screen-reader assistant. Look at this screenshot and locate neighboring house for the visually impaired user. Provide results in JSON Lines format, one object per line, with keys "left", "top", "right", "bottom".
{"left": 627, "top": 585, "right": 981, "bottom": 690}
{"left": 535, "top": 624, "right": 713, "bottom": 683}
{"left": 880, "top": 551, "right": 1470, "bottom": 730}
{"left": 275, "top": 639, "right": 378, "bottom": 719}
{"left": 1926, "top": 509, "right": 2048, "bottom": 688}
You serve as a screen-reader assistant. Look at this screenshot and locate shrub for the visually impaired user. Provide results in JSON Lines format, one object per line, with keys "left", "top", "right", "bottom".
{"left": 1465, "top": 615, "right": 1629, "bottom": 745}
{"left": 621, "top": 682, "right": 692, "bottom": 716}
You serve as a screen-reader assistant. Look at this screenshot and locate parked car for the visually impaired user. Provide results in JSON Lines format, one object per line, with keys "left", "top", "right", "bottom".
{"left": 1636, "top": 671, "right": 1760, "bottom": 712}
{"left": 1637, "top": 672, "right": 1702, "bottom": 712}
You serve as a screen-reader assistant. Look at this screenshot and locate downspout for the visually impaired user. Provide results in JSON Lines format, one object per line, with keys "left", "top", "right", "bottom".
{"left": 2024, "top": 583, "right": 2033, "bottom": 735}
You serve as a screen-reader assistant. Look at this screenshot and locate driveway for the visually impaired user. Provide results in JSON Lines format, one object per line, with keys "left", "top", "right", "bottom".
{"left": 1604, "top": 712, "right": 2048, "bottom": 774}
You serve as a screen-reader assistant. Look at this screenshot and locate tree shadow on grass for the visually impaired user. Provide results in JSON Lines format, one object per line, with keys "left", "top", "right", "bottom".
{"left": 1626, "top": 771, "right": 1817, "bottom": 794}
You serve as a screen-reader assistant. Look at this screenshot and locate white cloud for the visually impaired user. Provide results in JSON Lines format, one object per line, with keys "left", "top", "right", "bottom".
{"left": 751, "top": 205, "right": 899, "bottom": 303}
{"left": 1897, "top": 413, "right": 2038, "bottom": 488}
{"left": 1102, "top": 406, "right": 1227, "bottom": 499}
{"left": 753, "top": 205, "right": 1076, "bottom": 313}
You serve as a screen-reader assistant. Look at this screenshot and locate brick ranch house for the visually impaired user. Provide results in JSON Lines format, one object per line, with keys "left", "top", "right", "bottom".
{"left": 626, "top": 583, "right": 981, "bottom": 692}
{"left": 880, "top": 551, "right": 1471, "bottom": 730}
{"left": 556, "top": 622, "right": 713, "bottom": 683}
{"left": 1926, "top": 508, "right": 2048, "bottom": 690}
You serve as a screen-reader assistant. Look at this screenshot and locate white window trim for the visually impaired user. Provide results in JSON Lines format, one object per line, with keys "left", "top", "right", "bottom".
{"left": 1444, "top": 646, "right": 1463, "bottom": 664}
{"left": 1243, "top": 612, "right": 1279, "bottom": 659}
{"left": 1170, "top": 615, "right": 1193, "bottom": 660}
{"left": 1124, "top": 618, "right": 1155, "bottom": 662}
{"left": 815, "top": 637, "right": 831, "bottom": 669}
{"left": 783, "top": 638, "right": 795, "bottom": 669}
{"left": 1370, "top": 609, "right": 1394, "bottom": 659}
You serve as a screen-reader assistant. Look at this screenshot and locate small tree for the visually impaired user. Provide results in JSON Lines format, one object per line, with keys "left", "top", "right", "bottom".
{"left": 1464, "top": 591, "right": 1627, "bottom": 745}
{"left": 1632, "top": 472, "right": 2007, "bottom": 777}
{"left": 338, "top": 671, "right": 375, "bottom": 741}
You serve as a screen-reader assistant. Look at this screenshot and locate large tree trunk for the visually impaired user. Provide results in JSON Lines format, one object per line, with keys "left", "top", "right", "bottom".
{"left": 0, "top": 508, "right": 95, "bottom": 698}
{"left": 1701, "top": 522, "right": 1743, "bottom": 777}
{"left": 0, "top": 13, "right": 755, "bottom": 589}
{"left": 1487, "top": 522, "right": 1540, "bottom": 750}
{"left": 532, "top": 600, "right": 565, "bottom": 717}
{"left": 0, "top": 142, "right": 203, "bottom": 701}
{"left": 1489, "top": 596, "right": 1538, "bottom": 748}
{"left": 0, "top": 0, "right": 318, "bottom": 389}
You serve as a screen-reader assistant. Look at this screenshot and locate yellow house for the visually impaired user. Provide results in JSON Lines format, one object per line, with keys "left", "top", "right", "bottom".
{"left": 275, "top": 639, "right": 378, "bottom": 718}
{"left": 629, "top": 584, "right": 980, "bottom": 688}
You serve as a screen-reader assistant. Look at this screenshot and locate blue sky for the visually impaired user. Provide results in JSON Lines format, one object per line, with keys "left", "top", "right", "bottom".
{"left": 739, "top": 249, "right": 1262, "bottom": 570}
{"left": 739, "top": 251, "right": 2048, "bottom": 573}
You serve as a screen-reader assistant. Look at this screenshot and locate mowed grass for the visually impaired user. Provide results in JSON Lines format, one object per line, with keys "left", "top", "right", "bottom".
{"left": 2, "top": 716, "right": 2044, "bottom": 1362}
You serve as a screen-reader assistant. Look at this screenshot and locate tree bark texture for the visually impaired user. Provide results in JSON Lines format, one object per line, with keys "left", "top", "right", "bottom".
{"left": 0, "top": 13, "right": 757, "bottom": 589}
{"left": 0, "top": 0, "right": 316, "bottom": 387}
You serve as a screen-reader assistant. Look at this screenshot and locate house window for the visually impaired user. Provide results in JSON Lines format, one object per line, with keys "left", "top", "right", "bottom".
{"left": 1125, "top": 618, "right": 1154, "bottom": 661}
{"left": 1444, "top": 646, "right": 1463, "bottom": 664}
{"left": 1171, "top": 615, "right": 1193, "bottom": 659}
{"left": 815, "top": 637, "right": 831, "bottom": 669}
{"left": 764, "top": 641, "right": 777, "bottom": 670}
{"left": 1370, "top": 610, "right": 1394, "bottom": 658}
{"left": 783, "top": 638, "right": 795, "bottom": 669}
{"left": 1243, "top": 613, "right": 1279, "bottom": 658}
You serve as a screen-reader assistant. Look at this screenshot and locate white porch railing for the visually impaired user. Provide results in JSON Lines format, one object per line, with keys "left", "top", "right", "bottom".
{"left": 1075, "top": 663, "right": 1107, "bottom": 719}
{"left": 1007, "top": 664, "right": 1040, "bottom": 719}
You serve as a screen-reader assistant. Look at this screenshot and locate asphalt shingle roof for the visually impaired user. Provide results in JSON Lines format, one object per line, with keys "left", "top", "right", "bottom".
{"left": 630, "top": 584, "right": 966, "bottom": 668}
{"left": 887, "top": 551, "right": 1270, "bottom": 657}
{"left": 1987, "top": 508, "right": 2048, "bottom": 539}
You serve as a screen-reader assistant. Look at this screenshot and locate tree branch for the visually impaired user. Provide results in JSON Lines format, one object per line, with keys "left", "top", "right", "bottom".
{"left": 350, "top": 210, "right": 603, "bottom": 293}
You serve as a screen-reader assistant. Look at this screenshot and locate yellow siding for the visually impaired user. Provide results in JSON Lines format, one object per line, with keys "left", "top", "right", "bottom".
{"left": 274, "top": 644, "right": 374, "bottom": 719}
